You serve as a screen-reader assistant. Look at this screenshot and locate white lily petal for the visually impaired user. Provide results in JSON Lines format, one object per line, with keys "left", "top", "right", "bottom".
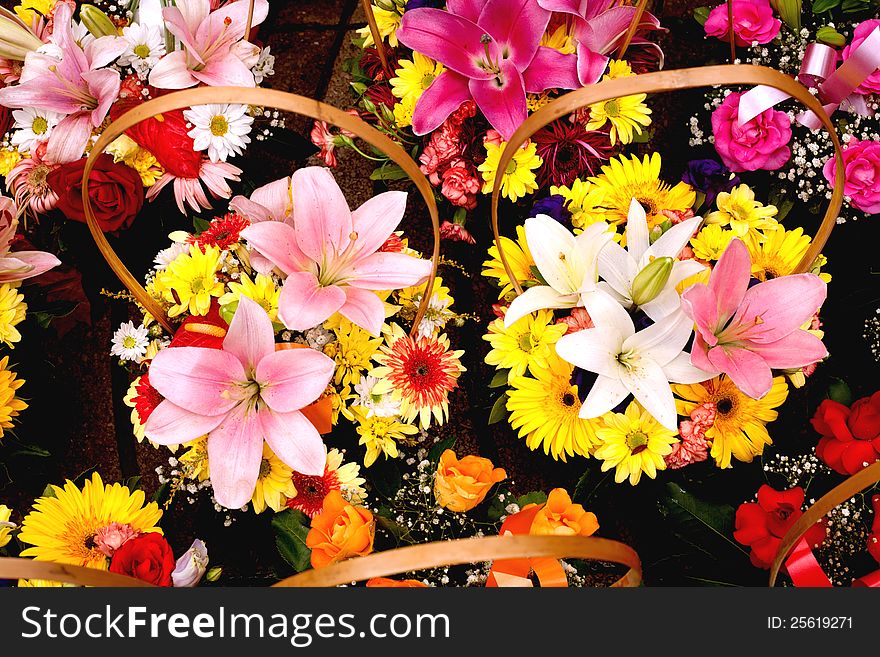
{"left": 640, "top": 288, "right": 684, "bottom": 322}
{"left": 662, "top": 352, "right": 715, "bottom": 384}
{"left": 555, "top": 328, "right": 624, "bottom": 379}
{"left": 597, "top": 239, "right": 637, "bottom": 300}
{"left": 624, "top": 309, "right": 694, "bottom": 366}
{"left": 579, "top": 374, "right": 629, "bottom": 419}
{"left": 668, "top": 258, "right": 707, "bottom": 286}
{"left": 619, "top": 357, "right": 678, "bottom": 430}
{"left": 645, "top": 216, "right": 703, "bottom": 263}
{"left": 570, "top": 222, "right": 613, "bottom": 293}
{"left": 597, "top": 281, "right": 630, "bottom": 308}
{"left": 524, "top": 214, "right": 577, "bottom": 294}
{"left": 503, "top": 285, "right": 578, "bottom": 327}
{"left": 581, "top": 288, "right": 634, "bottom": 337}
{"left": 625, "top": 198, "right": 650, "bottom": 262}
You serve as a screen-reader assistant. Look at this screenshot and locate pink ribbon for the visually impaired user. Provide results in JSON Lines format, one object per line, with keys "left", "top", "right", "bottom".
{"left": 737, "top": 26, "right": 880, "bottom": 128}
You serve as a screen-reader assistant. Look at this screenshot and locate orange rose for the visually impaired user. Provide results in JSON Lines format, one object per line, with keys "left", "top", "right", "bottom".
{"left": 366, "top": 577, "right": 428, "bottom": 588}
{"left": 528, "top": 488, "right": 599, "bottom": 537}
{"left": 306, "top": 490, "right": 375, "bottom": 568}
{"left": 434, "top": 449, "right": 507, "bottom": 512}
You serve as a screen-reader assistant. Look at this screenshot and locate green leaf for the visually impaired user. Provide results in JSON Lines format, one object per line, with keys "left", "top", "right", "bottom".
{"left": 488, "top": 392, "right": 509, "bottom": 425}
{"left": 272, "top": 509, "right": 313, "bottom": 573}
{"left": 125, "top": 476, "right": 142, "bottom": 492}
{"left": 41, "top": 484, "right": 57, "bottom": 499}
{"left": 489, "top": 369, "right": 509, "bottom": 388}
{"left": 350, "top": 81, "right": 368, "bottom": 95}
{"left": 660, "top": 483, "right": 747, "bottom": 556}
{"left": 827, "top": 378, "right": 853, "bottom": 406}
{"left": 150, "top": 481, "right": 170, "bottom": 506}
{"left": 572, "top": 469, "right": 591, "bottom": 504}
{"left": 487, "top": 489, "right": 512, "bottom": 523}
{"left": 516, "top": 491, "right": 548, "bottom": 508}
{"left": 528, "top": 265, "right": 549, "bottom": 286}
{"left": 192, "top": 216, "right": 211, "bottom": 235}
{"left": 841, "top": 0, "right": 869, "bottom": 12}
{"left": 428, "top": 436, "right": 457, "bottom": 465}
{"left": 370, "top": 163, "right": 409, "bottom": 181}
{"left": 375, "top": 515, "right": 415, "bottom": 546}
{"left": 811, "top": 0, "right": 840, "bottom": 12}
{"left": 693, "top": 6, "right": 710, "bottom": 24}
{"left": 10, "top": 443, "right": 51, "bottom": 458}
{"left": 630, "top": 127, "right": 654, "bottom": 144}
{"left": 369, "top": 457, "right": 403, "bottom": 500}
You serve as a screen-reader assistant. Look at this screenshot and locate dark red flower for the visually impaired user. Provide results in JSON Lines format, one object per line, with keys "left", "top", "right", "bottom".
{"left": 813, "top": 392, "right": 880, "bottom": 475}
{"left": 734, "top": 485, "right": 826, "bottom": 569}
{"left": 132, "top": 372, "right": 164, "bottom": 425}
{"left": 189, "top": 212, "right": 250, "bottom": 251}
{"left": 359, "top": 46, "right": 400, "bottom": 82}
{"left": 109, "top": 533, "right": 175, "bottom": 586}
{"left": 533, "top": 119, "right": 613, "bottom": 188}
{"left": 379, "top": 233, "right": 404, "bottom": 252}
{"left": 287, "top": 467, "right": 342, "bottom": 518}
{"left": 365, "top": 83, "right": 396, "bottom": 110}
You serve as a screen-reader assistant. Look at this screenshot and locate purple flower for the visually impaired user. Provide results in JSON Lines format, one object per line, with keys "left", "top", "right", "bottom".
{"left": 405, "top": 0, "right": 443, "bottom": 9}
{"left": 530, "top": 194, "right": 571, "bottom": 226}
{"left": 682, "top": 159, "right": 740, "bottom": 207}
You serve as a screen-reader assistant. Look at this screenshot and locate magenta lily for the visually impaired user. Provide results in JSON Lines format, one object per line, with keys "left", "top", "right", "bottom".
{"left": 0, "top": 194, "right": 59, "bottom": 282}
{"left": 397, "top": 0, "right": 580, "bottom": 140}
{"left": 144, "top": 296, "right": 334, "bottom": 510}
{"left": 149, "top": 0, "right": 269, "bottom": 89}
{"left": 241, "top": 167, "right": 432, "bottom": 336}
{"left": 0, "top": 2, "right": 126, "bottom": 163}
{"left": 681, "top": 238, "right": 828, "bottom": 399}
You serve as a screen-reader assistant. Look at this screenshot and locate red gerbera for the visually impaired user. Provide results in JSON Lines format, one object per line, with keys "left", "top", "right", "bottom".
{"left": 533, "top": 119, "right": 613, "bottom": 188}
{"left": 287, "top": 466, "right": 342, "bottom": 518}
{"left": 132, "top": 372, "right": 164, "bottom": 425}
{"left": 379, "top": 233, "right": 404, "bottom": 252}
{"left": 189, "top": 212, "right": 250, "bottom": 251}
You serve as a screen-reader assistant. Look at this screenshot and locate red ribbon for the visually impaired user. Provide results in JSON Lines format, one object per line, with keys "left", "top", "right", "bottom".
{"left": 785, "top": 537, "right": 880, "bottom": 588}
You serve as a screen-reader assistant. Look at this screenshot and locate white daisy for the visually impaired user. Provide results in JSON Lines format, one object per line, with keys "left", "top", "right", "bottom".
{"left": 353, "top": 375, "right": 401, "bottom": 418}
{"left": 252, "top": 47, "right": 275, "bottom": 84}
{"left": 118, "top": 23, "right": 166, "bottom": 80}
{"left": 183, "top": 104, "right": 254, "bottom": 163}
{"left": 416, "top": 293, "right": 454, "bottom": 339}
{"left": 10, "top": 108, "right": 64, "bottom": 153}
{"left": 111, "top": 321, "right": 150, "bottom": 361}
{"left": 71, "top": 22, "right": 95, "bottom": 49}
{"left": 153, "top": 241, "right": 190, "bottom": 270}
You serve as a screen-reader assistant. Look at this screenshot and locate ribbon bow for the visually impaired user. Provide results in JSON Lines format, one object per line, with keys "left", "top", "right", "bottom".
{"left": 738, "top": 26, "right": 880, "bottom": 129}
{"left": 784, "top": 537, "right": 880, "bottom": 587}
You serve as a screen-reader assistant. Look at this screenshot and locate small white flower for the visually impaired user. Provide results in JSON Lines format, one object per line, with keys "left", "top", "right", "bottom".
{"left": 10, "top": 107, "right": 64, "bottom": 153}
{"left": 417, "top": 293, "right": 454, "bottom": 338}
{"left": 111, "top": 321, "right": 150, "bottom": 361}
{"left": 71, "top": 22, "right": 95, "bottom": 49}
{"left": 353, "top": 375, "right": 401, "bottom": 417}
{"left": 153, "top": 241, "right": 190, "bottom": 270}
{"left": 118, "top": 23, "right": 166, "bottom": 79}
{"left": 252, "top": 47, "right": 275, "bottom": 84}
{"left": 184, "top": 104, "right": 254, "bottom": 163}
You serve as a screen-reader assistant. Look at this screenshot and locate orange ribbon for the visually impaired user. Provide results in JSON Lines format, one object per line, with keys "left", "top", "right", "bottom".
{"left": 486, "top": 504, "right": 568, "bottom": 588}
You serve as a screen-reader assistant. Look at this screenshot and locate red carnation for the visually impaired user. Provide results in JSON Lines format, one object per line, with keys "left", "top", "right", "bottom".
{"left": 812, "top": 392, "right": 880, "bottom": 475}
{"left": 109, "top": 533, "right": 175, "bottom": 586}
{"left": 734, "top": 485, "right": 826, "bottom": 570}
{"left": 188, "top": 212, "right": 250, "bottom": 251}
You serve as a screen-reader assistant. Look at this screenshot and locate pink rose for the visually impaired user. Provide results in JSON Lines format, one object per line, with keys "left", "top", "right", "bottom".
{"left": 822, "top": 137, "right": 880, "bottom": 214}
{"left": 712, "top": 91, "right": 791, "bottom": 172}
{"left": 440, "top": 159, "right": 480, "bottom": 210}
{"left": 704, "top": 0, "right": 781, "bottom": 47}
{"left": 842, "top": 20, "right": 880, "bottom": 96}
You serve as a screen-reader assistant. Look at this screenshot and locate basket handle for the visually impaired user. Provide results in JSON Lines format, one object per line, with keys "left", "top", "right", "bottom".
{"left": 81, "top": 87, "right": 441, "bottom": 338}
{"left": 490, "top": 64, "right": 845, "bottom": 297}
{"left": 0, "top": 557, "right": 155, "bottom": 587}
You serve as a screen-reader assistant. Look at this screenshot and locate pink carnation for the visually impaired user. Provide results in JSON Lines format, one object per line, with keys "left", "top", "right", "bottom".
{"left": 712, "top": 91, "right": 791, "bottom": 172}
{"left": 93, "top": 522, "right": 139, "bottom": 558}
{"left": 440, "top": 159, "right": 480, "bottom": 210}
{"left": 704, "top": 0, "right": 781, "bottom": 47}
{"left": 842, "top": 20, "right": 880, "bottom": 96}
{"left": 557, "top": 307, "right": 594, "bottom": 334}
{"left": 439, "top": 221, "right": 476, "bottom": 244}
{"left": 665, "top": 403, "right": 715, "bottom": 469}
{"left": 823, "top": 137, "right": 880, "bottom": 214}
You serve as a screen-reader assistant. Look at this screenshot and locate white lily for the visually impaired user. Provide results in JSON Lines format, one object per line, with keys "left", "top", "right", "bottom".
{"left": 503, "top": 215, "right": 613, "bottom": 327}
{"left": 554, "top": 292, "right": 712, "bottom": 430}
{"left": 598, "top": 199, "right": 706, "bottom": 321}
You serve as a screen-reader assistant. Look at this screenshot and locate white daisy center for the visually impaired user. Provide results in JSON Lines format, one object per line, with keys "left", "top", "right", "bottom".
{"left": 32, "top": 116, "right": 48, "bottom": 135}
{"left": 210, "top": 115, "right": 229, "bottom": 137}
{"left": 133, "top": 43, "right": 151, "bottom": 59}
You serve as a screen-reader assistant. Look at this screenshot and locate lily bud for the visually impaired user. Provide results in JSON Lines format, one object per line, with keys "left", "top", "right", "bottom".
{"left": 0, "top": 7, "right": 43, "bottom": 61}
{"left": 171, "top": 539, "right": 209, "bottom": 587}
{"left": 80, "top": 5, "right": 119, "bottom": 38}
{"left": 631, "top": 257, "right": 674, "bottom": 306}
{"left": 206, "top": 566, "right": 223, "bottom": 583}
{"left": 816, "top": 26, "right": 846, "bottom": 48}
{"left": 769, "top": 0, "right": 801, "bottom": 31}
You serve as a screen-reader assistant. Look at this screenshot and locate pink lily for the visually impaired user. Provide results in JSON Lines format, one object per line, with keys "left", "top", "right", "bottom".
{"left": 537, "top": 0, "right": 664, "bottom": 85}
{"left": 0, "top": 3, "right": 126, "bottom": 164}
{"left": 0, "top": 194, "right": 59, "bottom": 282}
{"left": 240, "top": 167, "right": 432, "bottom": 336}
{"left": 397, "top": 0, "right": 580, "bottom": 140}
{"left": 144, "top": 296, "right": 335, "bottom": 509}
{"left": 681, "top": 238, "right": 828, "bottom": 399}
{"left": 230, "top": 175, "right": 293, "bottom": 225}
{"left": 149, "top": 0, "right": 269, "bottom": 89}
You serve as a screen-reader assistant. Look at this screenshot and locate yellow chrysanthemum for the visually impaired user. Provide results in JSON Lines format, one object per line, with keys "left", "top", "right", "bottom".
{"left": 527, "top": 92, "right": 553, "bottom": 112}
{"left": 18, "top": 473, "right": 163, "bottom": 569}
{"left": 589, "top": 152, "right": 696, "bottom": 227}
{"left": 14, "top": 0, "right": 54, "bottom": 25}
{"left": 251, "top": 443, "right": 296, "bottom": 514}
{"left": 0, "top": 149, "right": 22, "bottom": 177}
{"left": 507, "top": 354, "right": 599, "bottom": 460}
{"left": 0, "top": 355, "right": 26, "bottom": 440}
{"left": 329, "top": 318, "right": 383, "bottom": 388}
{"left": 705, "top": 184, "right": 778, "bottom": 237}
{"left": 106, "top": 134, "right": 164, "bottom": 186}
{"left": 690, "top": 223, "right": 736, "bottom": 262}
{"left": 745, "top": 226, "right": 831, "bottom": 283}
{"left": 551, "top": 178, "right": 610, "bottom": 231}
{"left": 585, "top": 60, "right": 651, "bottom": 146}
{"left": 483, "top": 309, "right": 567, "bottom": 382}
{"left": 351, "top": 405, "right": 419, "bottom": 467}
{"left": 479, "top": 140, "right": 542, "bottom": 202}
{"left": 0, "top": 283, "right": 26, "bottom": 347}
{"left": 390, "top": 52, "right": 444, "bottom": 104}
{"left": 178, "top": 437, "right": 210, "bottom": 482}
{"left": 325, "top": 448, "right": 367, "bottom": 505}
{"left": 392, "top": 93, "right": 416, "bottom": 128}
{"left": 0, "top": 504, "right": 13, "bottom": 549}
{"left": 156, "top": 244, "right": 224, "bottom": 317}
{"left": 219, "top": 272, "right": 280, "bottom": 321}
{"left": 482, "top": 225, "right": 537, "bottom": 300}
{"left": 356, "top": 5, "right": 401, "bottom": 47}
{"left": 673, "top": 375, "right": 789, "bottom": 469}
{"left": 541, "top": 22, "right": 576, "bottom": 54}
{"left": 594, "top": 401, "right": 679, "bottom": 485}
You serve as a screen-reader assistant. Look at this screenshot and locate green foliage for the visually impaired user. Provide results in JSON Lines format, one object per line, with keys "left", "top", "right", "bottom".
{"left": 272, "top": 509, "right": 313, "bottom": 573}
{"left": 659, "top": 483, "right": 747, "bottom": 557}
{"left": 488, "top": 392, "right": 509, "bottom": 425}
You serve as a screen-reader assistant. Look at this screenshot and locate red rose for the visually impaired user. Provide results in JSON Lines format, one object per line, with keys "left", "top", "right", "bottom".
{"left": 109, "top": 533, "right": 175, "bottom": 586}
{"left": 46, "top": 154, "right": 144, "bottom": 233}
{"left": 0, "top": 104, "right": 10, "bottom": 140}
{"left": 868, "top": 495, "right": 880, "bottom": 564}
{"left": 733, "top": 485, "right": 826, "bottom": 570}
{"left": 812, "top": 392, "right": 880, "bottom": 475}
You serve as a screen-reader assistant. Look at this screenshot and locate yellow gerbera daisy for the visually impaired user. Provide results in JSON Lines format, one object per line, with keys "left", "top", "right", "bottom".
{"left": 507, "top": 354, "right": 599, "bottom": 460}
{"left": 356, "top": 5, "right": 401, "bottom": 47}
{"left": 351, "top": 405, "right": 419, "bottom": 467}
{"left": 329, "top": 318, "right": 383, "bottom": 388}
{"left": 594, "top": 401, "right": 679, "bottom": 485}
{"left": 482, "top": 225, "right": 537, "bottom": 301}
{"left": 218, "top": 272, "right": 280, "bottom": 322}
{"left": 673, "top": 375, "right": 789, "bottom": 469}
{"left": 589, "top": 152, "right": 696, "bottom": 227}
{"left": 479, "top": 140, "right": 542, "bottom": 202}
{"left": 0, "top": 355, "right": 26, "bottom": 440}
{"left": 0, "top": 283, "right": 26, "bottom": 347}
{"left": 704, "top": 184, "right": 778, "bottom": 237}
{"left": 18, "top": 473, "right": 163, "bottom": 570}
{"left": 251, "top": 443, "right": 296, "bottom": 514}
{"left": 483, "top": 309, "right": 567, "bottom": 382}
{"left": 551, "top": 178, "right": 609, "bottom": 230}
{"left": 156, "top": 244, "right": 224, "bottom": 317}
{"left": 286, "top": 448, "right": 368, "bottom": 517}
{"left": 0, "top": 504, "right": 13, "bottom": 549}
{"left": 390, "top": 52, "right": 445, "bottom": 104}
{"left": 585, "top": 60, "right": 651, "bottom": 146}
{"left": 745, "top": 226, "right": 831, "bottom": 283}
{"left": 690, "top": 223, "right": 736, "bottom": 262}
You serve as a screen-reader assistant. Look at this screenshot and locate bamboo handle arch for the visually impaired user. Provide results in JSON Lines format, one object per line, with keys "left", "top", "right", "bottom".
{"left": 81, "top": 87, "right": 441, "bottom": 339}
{"left": 490, "top": 64, "right": 845, "bottom": 297}
{"left": 0, "top": 557, "right": 154, "bottom": 587}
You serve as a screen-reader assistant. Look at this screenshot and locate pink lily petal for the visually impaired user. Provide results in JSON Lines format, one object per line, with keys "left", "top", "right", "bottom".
{"left": 207, "top": 404, "right": 265, "bottom": 509}
{"left": 148, "top": 346, "right": 244, "bottom": 415}
{"left": 148, "top": 49, "right": 199, "bottom": 89}
{"left": 707, "top": 345, "right": 774, "bottom": 399}
{"left": 689, "top": 332, "right": 720, "bottom": 375}
{"left": 230, "top": 196, "right": 271, "bottom": 223}
{"left": 580, "top": 374, "right": 629, "bottom": 420}
{"left": 191, "top": 51, "right": 257, "bottom": 87}
{"left": 397, "top": 9, "right": 497, "bottom": 79}
{"left": 576, "top": 41, "right": 608, "bottom": 85}
{"left": 478, "top": 0, "right": 550, "bottom": 70}
{"left": 710, "top": 239, "right": 751, "bottom": 324}
{"left": 46, "top": 113, "right": 94, "bottom": 165}
{"left": 83, "top": 68, "right": 121, "bottom": 127}
{"left": 523, "top": 47, "right": 580, "bottom": 92}
{"left": 537, "top": 0, "right": 589, "bottom": 14}
{"left": 256, "top": 348, "right": 335, "bottom": 413}
{"left": 447, "top": 0, "right": 488, "bottom": 22}
{"left": 84, "top": 35, "right": 128, "bottom": 69}
{"left": 162, "top": 7, "right": 207, "bottom": 66}
{"left": 198, "top": 0, "right": 269, "bottom": 51}
{"left": 0, "top": 252, "right": 60, "bottom": 282}
{"left": 259, "top": 408, "right": 326, "bottom": 476}
{"left": 0, "top": 71, "right": 77, "bottom": 115}
{"left": 350, "top": 190, "right": 407, "bottom": 258}
{"left": 50, "top": 3, "right": 88, "bottom": 75}
{"left": 681, "top": 283, "right": 720, "bottom": 347}
{"left": 468, "top": 58, "right": 527, "bottom": 141}
{"left": 746, "top": 330, "right": 828, "bottom": 369}
{"left": 411, "top": 70, "right": 472, "bottom": 136}
{"left": 730, "top": 274, "right": 827, "bottom": 344}
{"left": 144, "top": 400, "right": 226, "bottom": 446}
{"left": 224, "top": 295, "right": 276, "bottom": 372}
{"left": 290, "top": 167, "right": 353, "bottom": 262}
{"left": 579, "top": 5, "right": 643, "bottom": 53}
{"left": 338, "top": 287, "right": 387, "bottom": 336}
{"left": 240, "top": 221, "right": 311, "bottom": 275}
{"left": 174, "top": 0, "right": 210, "bottom": 34}
{"left": 346, "top": 251, "right": 432, "bottom": 290}
{"left": 250, "top": 176, "right": 292, "bottom": 222}
{"left": 278, "top": 271, "right": 346, "bottom": 331}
